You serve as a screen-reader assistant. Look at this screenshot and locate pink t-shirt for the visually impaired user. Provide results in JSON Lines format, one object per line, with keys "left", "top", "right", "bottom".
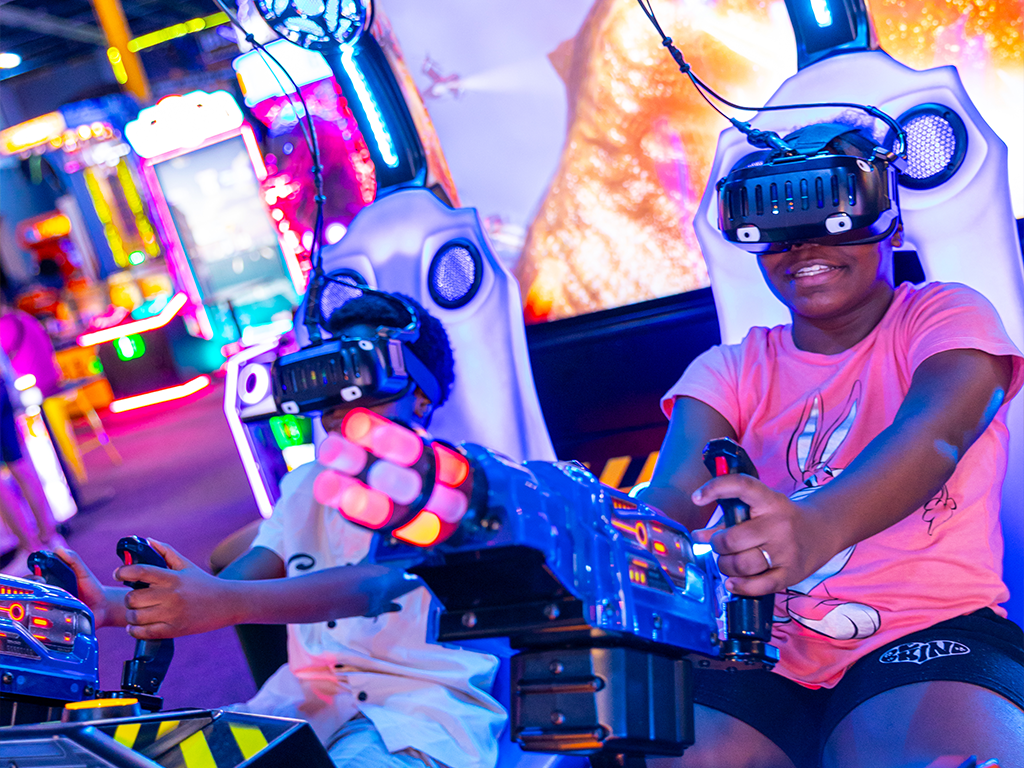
{"left": 663, "top": 282, "right": 1024, "bottom": 688}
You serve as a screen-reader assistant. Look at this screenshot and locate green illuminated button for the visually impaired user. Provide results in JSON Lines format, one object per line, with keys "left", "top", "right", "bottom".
{"left": 269, "top": 414, "right": 313, "bottom": 449}
{"left": 114, "top": 334, "right": 146, "bottom": 361}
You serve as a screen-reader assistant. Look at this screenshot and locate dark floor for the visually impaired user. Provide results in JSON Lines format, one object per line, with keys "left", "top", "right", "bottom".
{"left": 63, "top": 378, "right": 261, "bottom": 710}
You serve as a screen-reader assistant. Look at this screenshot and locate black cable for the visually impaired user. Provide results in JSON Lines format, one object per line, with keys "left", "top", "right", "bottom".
{"left": 210, "top": 0, "right": 327, "bottom": 272}
{"left": 636, "top": 0, "right": 907, "bottom": 158}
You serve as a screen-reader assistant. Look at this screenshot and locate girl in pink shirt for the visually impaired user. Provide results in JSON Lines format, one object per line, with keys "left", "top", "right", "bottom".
{"left": 639, "top": 125, "right": 1024, "bottom": 768}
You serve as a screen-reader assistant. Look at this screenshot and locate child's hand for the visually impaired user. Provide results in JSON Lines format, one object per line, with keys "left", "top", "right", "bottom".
{"left": 690, "top": 474, "right": 840, "bottom": 597}
{"left": 115, "top": 539, "right": 238, "bottom": 640}
{"left": 54, "top": 547, "right": 124, "bottom": 628}
{"left": 361, "top": 562, "right": 421, "bottom": 617}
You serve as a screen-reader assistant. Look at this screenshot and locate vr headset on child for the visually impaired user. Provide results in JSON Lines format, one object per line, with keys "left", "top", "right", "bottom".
{"left": 272, "top": 280, "right": 440, "bottom": 418}
{"left": 716, "top": 122, "right": 905, "bottom": 254}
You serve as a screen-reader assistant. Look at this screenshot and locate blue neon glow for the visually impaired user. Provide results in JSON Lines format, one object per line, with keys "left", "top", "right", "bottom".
{"left": 809, "top": 0, "right": 833, "bottom": 27}
{"left": 340, "top": 47, "right": 399, "bottom": 168}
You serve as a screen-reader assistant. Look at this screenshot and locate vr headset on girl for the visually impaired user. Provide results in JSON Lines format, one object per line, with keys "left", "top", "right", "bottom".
{"left": 716, "top": 121, "right": 906, "bottom": 254}
{"left": 635, "top": 2, "right": 909, "bottom": 256}
{"left": 272, "top": 275, "right": 441, "bottom": 419}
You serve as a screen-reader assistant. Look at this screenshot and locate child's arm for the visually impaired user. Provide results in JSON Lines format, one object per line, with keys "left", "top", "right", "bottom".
{"left": 116, "top": 540, "right": 418, "bottom": 641}
{"left": 694, "top": 348, "right": 1015, "bottom": 597}
{"left": 55, "top": 547, "right": 131, "bottom": 628}
{"left": 635, "top": 396, "right": 738, "bottom": 531}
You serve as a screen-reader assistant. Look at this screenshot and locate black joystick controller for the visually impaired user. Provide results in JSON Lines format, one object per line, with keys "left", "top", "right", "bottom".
{"left": 702, "top": 438, "right": 779, "bottom": 668}
{"left": 115, "top": 536, "right": 174, "bottom": 711}
{"left": 27, "top": 551, "right": 78, "bottom": 598}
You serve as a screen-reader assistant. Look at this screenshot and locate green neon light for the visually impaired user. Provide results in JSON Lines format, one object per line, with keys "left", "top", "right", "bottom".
{"left": 114, "top": 334, "right": 146, "bottom": 361}
{"left": 269, "top": 415, "right": 313, "bottom": 450}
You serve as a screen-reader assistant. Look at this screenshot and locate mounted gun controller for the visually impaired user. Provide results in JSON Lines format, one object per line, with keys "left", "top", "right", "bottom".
{"left": 317, "top": 409, "right": 780, "bottom": 763}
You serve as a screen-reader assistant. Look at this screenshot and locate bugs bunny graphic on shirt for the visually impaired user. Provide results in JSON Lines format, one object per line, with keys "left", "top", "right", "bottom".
{"left": 776, "top": 382, "right": 883, "bottom": 640}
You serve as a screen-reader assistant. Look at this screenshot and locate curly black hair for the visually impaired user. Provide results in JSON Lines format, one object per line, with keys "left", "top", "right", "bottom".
{"left": 324, "top": 292, "right": 455, "bottom": 406}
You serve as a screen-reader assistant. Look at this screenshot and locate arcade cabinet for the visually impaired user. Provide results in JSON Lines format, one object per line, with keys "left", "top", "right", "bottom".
{"left": 125, "top": 90, "right": 305, "bottom": 348}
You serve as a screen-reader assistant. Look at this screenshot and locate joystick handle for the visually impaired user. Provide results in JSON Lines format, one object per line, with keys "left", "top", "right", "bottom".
{"left": 702, "top": 437, "right": 759, "bottom": 525}
{"left": 116, "top": 536, "right": 173, "bottom": 709}
{"left": 27, "top": 550, "right": 78, "bottom": 598}
{"left": 701, "top": 438, "right": 778, "bottom": 669}
{"left": 116, "top": 536, "right": 168, "bottom": 590}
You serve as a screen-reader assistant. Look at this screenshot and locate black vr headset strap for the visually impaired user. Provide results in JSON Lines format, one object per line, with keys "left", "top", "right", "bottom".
{"left": 401, "top": 345, "right": 442, "bottom": 409}
{"left": 782, "top": 123, "right": 880, "bottom": 158}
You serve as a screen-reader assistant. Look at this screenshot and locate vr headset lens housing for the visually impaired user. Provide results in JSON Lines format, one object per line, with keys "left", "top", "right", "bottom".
{"left": 272, "top": 280, "right": 440, "bottom": 416}
{"left": 716, "top": 126, "right": 902, "bottom": 254}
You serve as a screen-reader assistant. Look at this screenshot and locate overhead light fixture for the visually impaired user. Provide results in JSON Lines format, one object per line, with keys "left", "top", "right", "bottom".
{"left": 0, "top": 52, "right": 22, "bottom": 69}
{"left": 251, "top": 0, "right": 371, "bottom": 52}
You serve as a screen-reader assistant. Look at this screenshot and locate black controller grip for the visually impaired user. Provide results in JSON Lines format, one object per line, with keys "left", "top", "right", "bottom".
{"left": 27, "top": 550, "right": 78, "bottom": 598}
{"left": 116, "top": 536, "right": 174, "bottom": 704}
{"left": 702, "top": 437, "right": 759, "bottom": 525}
{"left": 116, "top": 536, "right": 168, "bottom": 589}
{"left": 701, "top": 438, "right": 778, "bottom": 667}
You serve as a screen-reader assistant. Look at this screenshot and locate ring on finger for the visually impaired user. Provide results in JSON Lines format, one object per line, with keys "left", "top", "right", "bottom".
{"left": 758, "top": 547, "right": 773, "bottom": 570}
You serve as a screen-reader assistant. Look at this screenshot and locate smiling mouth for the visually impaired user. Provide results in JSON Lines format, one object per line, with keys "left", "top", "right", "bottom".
{"left": 792, "top": 264, "right": 840, "bottom": 279}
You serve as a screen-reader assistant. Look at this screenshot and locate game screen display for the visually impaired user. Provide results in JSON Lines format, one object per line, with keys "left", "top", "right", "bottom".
{"left": 502, "top": 0, "right": 1022, "bottom": 322}
{"left": 152, "top": 136, "right": 296, "bottom": 307}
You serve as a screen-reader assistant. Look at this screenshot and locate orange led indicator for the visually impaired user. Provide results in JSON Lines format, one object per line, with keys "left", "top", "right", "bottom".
{"left": 611, "top": 519, "right": 648, "bottom": 548}
{"left": 65, "top": 697, "right": 138, "bottom": 710}
{"left": 393, "top": 511, "right": 442, "bottom": 547}
{"left": 31, "top": 617, "right": 51, "bottom": 627}
{"left": 653, "top": 542, "right": 667, "bottom": 554}
{"left": 433, "top": 444, "right": 469, "bottom": 487}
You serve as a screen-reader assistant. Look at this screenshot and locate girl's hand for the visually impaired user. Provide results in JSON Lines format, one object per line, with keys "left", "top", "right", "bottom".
{"left": 690, "top": 474, "right": 839, "bottom": 597}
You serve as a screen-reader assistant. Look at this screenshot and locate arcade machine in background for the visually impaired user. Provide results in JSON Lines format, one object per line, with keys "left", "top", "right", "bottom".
{"left": 125, "top": 90, "right": 305, "bottom": 354}
{"left": 14, "top": 212, "right": 114, "bottom": 414}
{"left": 222, "top": 11, "right": 465, "bottom": 517}
{"left": 232, "top": 39, "right": 381, "bottom": 276}
{"left": 0, "top": 97, "right": 202, "bottom": 414}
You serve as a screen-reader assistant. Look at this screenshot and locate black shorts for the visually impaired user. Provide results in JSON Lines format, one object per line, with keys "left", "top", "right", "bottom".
{"left": 692, "top": 609, "right": 1024, "bottom": 768}
{"left": 1, "top": 383, "right": 23, "bottom": 463}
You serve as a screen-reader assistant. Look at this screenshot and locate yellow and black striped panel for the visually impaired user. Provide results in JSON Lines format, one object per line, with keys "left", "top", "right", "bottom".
{"left": 591, "top": 451, "right": 660, "bottom": 493}
{"left": 104, "top": 714, "right": 271, "bottom": 768}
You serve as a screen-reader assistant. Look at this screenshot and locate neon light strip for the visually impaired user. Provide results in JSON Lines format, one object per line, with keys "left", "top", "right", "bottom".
{"left": 340, "top": 47, "right": 399, "bottom": 168}
{"left": 240, "top": 124, "right": 268, "bottom": 181}
{"left": 78, "top": 292, "right": 188, "bottom": 347}
{"left": 15, "top": 412, "right": 77, "bottom": 522}
{"left": 223, "top": 342, "right": 279, "bottom": 519}
{"left": 138, "top": 162, "right": 215, "bottom": 340}
{"left": 108, "top": 375, "right": 210, "bottom": 413}
{"left": 127, "top": 12, "right": 229, "bottom": 52}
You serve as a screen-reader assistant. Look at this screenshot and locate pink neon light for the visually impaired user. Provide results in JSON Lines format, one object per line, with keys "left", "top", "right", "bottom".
{"left": 241, "top": 124, "right": 268, "bottom": 181}
{"left": 108, "top": 375, "right": 210, "bottom": 413}
{"left": 77, "top": 292, "right": 188, "bottom": 347}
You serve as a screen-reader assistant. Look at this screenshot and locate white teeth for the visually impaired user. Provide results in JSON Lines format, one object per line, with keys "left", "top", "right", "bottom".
{"left": 795, "top": 264, "right": 833, "bottom": 277}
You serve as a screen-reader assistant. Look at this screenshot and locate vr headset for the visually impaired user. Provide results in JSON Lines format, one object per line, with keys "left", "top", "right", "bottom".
{"left": 716, "top": 123, "right": 904, "bottom": 254}
{"left": 272, "top": 277, "right": 441, "bottom": 417}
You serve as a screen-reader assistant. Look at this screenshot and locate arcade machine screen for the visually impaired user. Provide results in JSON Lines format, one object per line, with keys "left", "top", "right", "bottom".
{"left": 151, "top": 136, "right": 296, "bottom": 330}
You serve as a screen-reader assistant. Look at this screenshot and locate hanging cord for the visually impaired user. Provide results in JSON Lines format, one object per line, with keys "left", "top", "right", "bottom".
{"left": 635, "top": 0, "right": 907, "bottom": 158}
{"left": 211, "top": 0, "right": 329, "bottom": 339}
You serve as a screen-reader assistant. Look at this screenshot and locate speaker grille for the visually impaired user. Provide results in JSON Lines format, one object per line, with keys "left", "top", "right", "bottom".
{"left": 897, "top": 105, "right": 968, "bottom": 190}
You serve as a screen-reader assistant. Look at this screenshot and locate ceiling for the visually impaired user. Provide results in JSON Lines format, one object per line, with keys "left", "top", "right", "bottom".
{"left": 1, "top": 0, "right": 216, "bottom": 76}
